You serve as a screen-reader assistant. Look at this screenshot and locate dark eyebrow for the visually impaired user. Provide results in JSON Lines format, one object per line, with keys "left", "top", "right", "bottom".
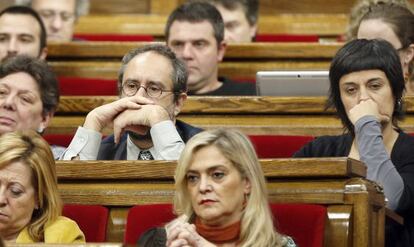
{"left": 19, "top": 34, "right": 35, "bottom": 40}
{"left": 366, "top": 77, "right": 384, "bottom": 83}
{"left": 187, "top": 165, "right": 227, "bottom": 174}
{"left": 341, "top": 77, "right": 383, "bottom": 85}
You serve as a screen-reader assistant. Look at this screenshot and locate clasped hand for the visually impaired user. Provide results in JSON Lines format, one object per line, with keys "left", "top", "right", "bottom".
{"left": 83, "top": 95, "right": 171, "bottom": 143}
{"left": 165, "top": 215, "right": 216, "bottom": 247}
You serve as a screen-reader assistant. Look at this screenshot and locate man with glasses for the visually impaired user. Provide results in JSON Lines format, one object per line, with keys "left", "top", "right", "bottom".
{"left": 0, "top": 5, "right": 47, "bottom": 62}
{"left": 21, "top": 0, "right": 89, "bottom": 42}
{"left": 62, "top": 44, "right": 202, "bottom": 160}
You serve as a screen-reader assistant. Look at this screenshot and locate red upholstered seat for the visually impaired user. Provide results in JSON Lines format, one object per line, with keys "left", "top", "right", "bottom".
{"left": 124, "top": 203, "right": 326, "bottom": 247}
{"left": 62, "top": 204, "right": 109, "bottom": 242}
{"left": 248, "top": 135, "right": 314, "bottom": 158}
{"left": 255, "top": 34, "right": 320, "bottom": 42}
{"left": 271, "top": 203, "right": 326, "bottom": 247}
{"left": 58, "top": 77, "right": 118, "bottom": 95}
{"left": 44, "top": 134, "right": 74, "bottom": 147}
{"left": 124, "top": 204, "right": 175, "bottom": 245}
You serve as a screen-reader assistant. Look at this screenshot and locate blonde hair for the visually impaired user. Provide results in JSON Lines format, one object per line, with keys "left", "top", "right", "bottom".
{"left": 0, "top": 131, "right": 62, "bottom": 241}
{"left": 174, "top": 129, "right": 284, "bottom": 247}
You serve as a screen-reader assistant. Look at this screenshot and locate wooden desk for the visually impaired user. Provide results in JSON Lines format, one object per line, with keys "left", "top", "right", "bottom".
{"left": 47, "top": 42, "right": 340, "bottom": 80}
{"left": 46, "top": 96, "right": 414, "bottom": 136}
{"left": 56, "top": 158, "right": 385, "bottom": 246}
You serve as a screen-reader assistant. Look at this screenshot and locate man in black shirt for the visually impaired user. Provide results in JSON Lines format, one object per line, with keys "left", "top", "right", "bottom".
{"left": 165, "top": 2, "right": 256, "bottom": 96}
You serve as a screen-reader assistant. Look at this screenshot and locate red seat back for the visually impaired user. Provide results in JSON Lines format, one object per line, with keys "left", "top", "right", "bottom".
{"left": 124, "top": 203, "right": 326, "bottom": 246}
{"left": 62, "top": 204, "right": 109, "bottom": 242}
{"left": 44, "top": 134, "right": 73, "bottom": 147}
{"left": 255, "top": 34, "right": 320, "bottom": 42}
{"left": 124, "top": 204, "right": 175, "bottom": 245}
{"left": 249, "top": 135, "right": 314, "bottom": 158}
{"left": 58, "top": 77, "right": 118, "bottom": 95}
{"left": 271, "top": 203, "right": 326, "bottom": 247}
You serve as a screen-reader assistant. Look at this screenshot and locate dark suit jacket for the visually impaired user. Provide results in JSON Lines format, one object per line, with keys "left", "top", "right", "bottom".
{"left": 97, "top": 120, "right": 202, "bottom": 160}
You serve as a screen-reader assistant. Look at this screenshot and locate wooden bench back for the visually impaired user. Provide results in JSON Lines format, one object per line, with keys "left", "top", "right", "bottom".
{"left": 56, "top": 158, "right": 384, "bottom": 247}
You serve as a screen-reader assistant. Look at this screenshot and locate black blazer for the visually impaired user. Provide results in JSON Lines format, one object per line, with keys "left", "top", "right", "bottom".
{"left": 96, "top": 120, "right": 202, "bottom": 160}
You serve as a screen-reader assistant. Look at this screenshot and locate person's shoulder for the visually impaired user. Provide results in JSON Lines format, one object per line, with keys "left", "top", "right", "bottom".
{"left": 293, "top": 134, "right": 351, "bottom": 157}
{"left": 44, "top": 216, "right": 86, "bottom": 243}
{"left": 216, "top": 77, "right": 256, "bottom": 95}
{"left": 393, "top": 132, "right": 414, "bottom": 164}
{"left": 137, "top": 227, "right": 167, "bottom": 247}
{"left": 176, "top": 120, "right": 203, "bottom": 142}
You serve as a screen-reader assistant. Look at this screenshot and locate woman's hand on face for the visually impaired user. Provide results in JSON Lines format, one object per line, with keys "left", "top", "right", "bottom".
{"left": 348, "top": 99, "right": 390, "bottom": 125}
{"left": 167, "top": 223, "right": 216, "bottom": 247}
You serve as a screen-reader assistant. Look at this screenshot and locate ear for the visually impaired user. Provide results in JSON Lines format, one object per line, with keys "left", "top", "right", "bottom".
{"left": 249, "top": 24, "right": 258, "bottom": 41}
{"left": 243, "top": 178, "right": 251, "bottom": 195}
{"left": 173, "top": 92, "right": 187, "bottom": 117}
{"left": 38, "top": 111, "right": 53, "bottom": 132}
{"left": 403, "top": 44, "right": 414, "bottom": 65}
{"left": 39, "top": 47, "right": 48, "bottom": 60}
{"left": 217, "top": 40, "right": 227, "bottom": 62}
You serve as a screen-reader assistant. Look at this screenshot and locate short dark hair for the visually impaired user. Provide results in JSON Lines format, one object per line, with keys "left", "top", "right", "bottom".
{"left": 207, "top": 0, "right": 259, "bottom": 26}
{"left": 0, "top": 5, "right": 47, "bottom": 54}
{"left": 0, "top": 55, "right": 59, "bottom": 115}
{"left": 328, "top": 39, "right": 405, "bottom": 135}
{"left": 118, "top": 44, "right": 188, "bottom": 103}
{"left": 165, "top": 1, "right": 224, "bottom": 45}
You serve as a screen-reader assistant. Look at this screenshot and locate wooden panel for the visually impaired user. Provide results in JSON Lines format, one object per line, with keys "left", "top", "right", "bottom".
{"left": 47, "top": 42, "right": 338, "bottom": 80}
{"left": 49, "top": 60, "right": 332, "bottom": 80}
{"left": 260, "top": 0, "right": 357, "bottom": 14}
{"left": 56, "top": 158, "right": 366, "bottom": 179}
{"left": 75, "top": 15, "right": 168, "bottom": 36}
{"left": 0, "top": 0, "right": 14, "bottom": 11}
{"left": 89, "top": 0, "right": 149, "bottom": 14}
{"left": 150, "top": 0, "right": 181, "bottom": 15}
{"left": 55, "top": 95, "right": 414, "bottom": 114}
{"left": 47, "top": 42, "right": 341, "bottom": 59}
{"left": 325, "top": 205, "right": 353, "bottom": 247}
{"left": 74, "top": 14, "right": 348, "bottom": 37}
{"left": 47, "top": 96, "right": 414, "bottom": 136}
{"left": 55, "top": 159, "right": 386, "bottom": 245}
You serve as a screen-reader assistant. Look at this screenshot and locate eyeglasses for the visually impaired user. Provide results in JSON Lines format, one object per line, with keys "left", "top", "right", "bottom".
{"left": 38, "top": 10, "right": 75, "bottom": 23}
{"left": 121, "top": 81, "right": 176, "bottom": 98}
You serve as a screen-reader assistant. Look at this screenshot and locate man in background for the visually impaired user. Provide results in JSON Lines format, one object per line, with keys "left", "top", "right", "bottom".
{"left": 0, "top": 5, "right": 47, "bottom": 62}
{"left": 63, "top": 44, "right": 202, "bottom": 160}
{"left": 165, "top": 1, "right": 256, "bottom": 95}
{"left": 18, "top": 0, "right": 89, "bottom": 42}
{"left": 204, "top": 0, "right": 258, "bottom": 42}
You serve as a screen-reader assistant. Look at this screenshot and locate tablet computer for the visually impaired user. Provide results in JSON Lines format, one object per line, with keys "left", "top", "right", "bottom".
{"left": 256, "top": 70, "right": 330, "bottom": 96}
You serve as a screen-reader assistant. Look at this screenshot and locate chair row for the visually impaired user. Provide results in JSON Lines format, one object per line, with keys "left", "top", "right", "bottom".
{"left": 64, "top": 203, "right": 326, "bottom": 247}
{"left": 45, "top": 134, "right": 314, "bottom": 158}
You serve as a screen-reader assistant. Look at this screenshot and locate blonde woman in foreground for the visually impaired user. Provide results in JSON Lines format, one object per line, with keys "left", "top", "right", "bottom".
{"left": 139, "top": 129, "right": 295, "bottom": 247}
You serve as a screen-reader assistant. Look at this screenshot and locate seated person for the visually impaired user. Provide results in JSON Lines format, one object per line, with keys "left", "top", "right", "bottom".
{"left": 0, "top": 5, "right": 47, "bottom": 62}
{"left": 63, "top": 44, "right": 201, "bottom": 160}
{"left": 21, "top": 0, "right": 89, "bottom": 42}
{"left": 0, "top": 55, "right": 61, "bottom": 158}
{"left": 355, "top": 1, "right": 414, "bottom": 95}
{"left": 204, "top": 0, "right": 258, "bottom": 43}
{"left": 294, "top": 39, "right": 414, "bottom": 247}
{"left": 139, "top": 129, "right": 296, "bottom": 247}
{"left": 0, "top": 130, "right": 85, "bottom": 243}
{"left": 165, "top": 2, "right": 256, "bottom": 95}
